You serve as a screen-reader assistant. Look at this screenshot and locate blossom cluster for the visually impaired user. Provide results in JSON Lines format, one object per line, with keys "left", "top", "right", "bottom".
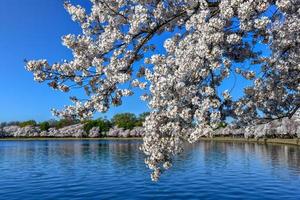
{"left": 26, "top": 0, "right": 300, "bottom": 181}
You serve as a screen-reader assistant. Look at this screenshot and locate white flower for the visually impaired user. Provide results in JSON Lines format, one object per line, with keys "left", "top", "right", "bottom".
{"left": 254, "top": 17, "right": 271, "bottom": 29}
{"left": 227, "top": 34, "right": 241, "bottom": 44}
{"left": 222, "top": 90, "right": 231, "bottom": 100}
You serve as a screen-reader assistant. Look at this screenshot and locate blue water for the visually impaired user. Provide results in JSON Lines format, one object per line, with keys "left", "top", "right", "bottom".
{"left": 0, "top": 140, "right": 299, "bottom": 200}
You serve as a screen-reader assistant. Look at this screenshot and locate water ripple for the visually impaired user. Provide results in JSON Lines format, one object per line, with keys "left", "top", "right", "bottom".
{"left": 0, "top": 140, "right": 299, "bottom": 199}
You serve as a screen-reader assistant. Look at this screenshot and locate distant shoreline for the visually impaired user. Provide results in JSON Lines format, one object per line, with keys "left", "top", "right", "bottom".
{"left": 0, "top": 137, "right": 142, "bottom": 141}
{"left": 198, "top": 137, "right": 300, "bottom": 146}
{"left": 0, "top": 137, "right": 299, "bottom": 146}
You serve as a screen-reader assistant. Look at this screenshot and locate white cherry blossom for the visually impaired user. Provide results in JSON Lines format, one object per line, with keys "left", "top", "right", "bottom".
{"left": 26, "top": 0, "right": 300, "bottom": 181}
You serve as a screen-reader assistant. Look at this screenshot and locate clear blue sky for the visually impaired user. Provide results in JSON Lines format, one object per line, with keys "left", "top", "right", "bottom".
{"left": 0, "top": 0, "right": 149, "bottom": 122}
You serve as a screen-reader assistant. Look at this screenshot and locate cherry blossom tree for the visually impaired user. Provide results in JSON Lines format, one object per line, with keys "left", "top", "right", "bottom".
{"left": 26, "top": 0, "right": 300, "bottom": 181}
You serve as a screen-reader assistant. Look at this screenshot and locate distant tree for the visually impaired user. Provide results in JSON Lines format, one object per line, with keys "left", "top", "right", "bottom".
{"left": 47, "top": 119, "right": 59, "bottom": 127}
{"left": 135, "top": 112, "right": 150, "bottom": 127}
{"left": 96, "top": 118, "right": 112, "bottom": 132}
{"left": 54, "top": 118, "right": 79, "bottom": 129}
{"left": 0, "top": 122, "right": 7, "bottom": 128}
{"left": 39, "top": 121, "right": 50, "bottom": 131}
{"left": 19, "top": 120, "right": 37, "bottom": 127}
{"left": 7, "top": 121, "right": 20, "bottom": 126}
{"left": 83, "top": 118, "right": 112, "bottom": 134}
{"left": 112, "top": 113, "right": 137, "bottom": 130}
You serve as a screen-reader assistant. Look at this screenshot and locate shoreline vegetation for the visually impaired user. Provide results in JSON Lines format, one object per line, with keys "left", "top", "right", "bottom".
{"left": 0, "top": 112, "right": 148, "bottom": 138}
{"left": 199, "top": 137, "right": 300, "bottom": 146}
{"left": 0, "top": 137, "right": 299, "bottom": 146}
{"left": 1, "top": 113, "right": 299, "bottom": 147}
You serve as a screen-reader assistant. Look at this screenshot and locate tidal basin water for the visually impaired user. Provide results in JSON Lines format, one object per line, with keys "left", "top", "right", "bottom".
{"left": 0, "top": 140, "right": 299, "bottom": 200}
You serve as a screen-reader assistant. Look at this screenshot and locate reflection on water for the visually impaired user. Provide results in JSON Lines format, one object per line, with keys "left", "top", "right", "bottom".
{"left": 197, "top": 141, "right": 300, "bottom": 175}
{"left": 0, "top": 140, "right": 299, "bottom": 200}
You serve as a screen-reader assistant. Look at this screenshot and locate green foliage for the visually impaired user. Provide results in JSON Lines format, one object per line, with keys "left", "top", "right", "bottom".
{"left": 96, "top": 118, "right": 112, "bottom": 132}
{"left": 19, "top": 120, "right": 37, "bottom": 127}
{"left": 135, "top": 112, "right": 150, "bottom": 127}
{"left": 53, "top": 119, "right": 79, "bottom": 129}
{"left": 39, "top": 121, "right": 50, "bottom": 131}
{"left": 0, "top": 122, "right": 7, "bottom": 128}
{"left": 6, "top": 121, "right": 20, "bottom": 126}
{"left": 83, "top": 118, "right": 112, "bottom": 133}
{"left": 135, "top": 121, "right": 143, "bottom": 127}
{"left": 1, "top": 112, "right": 149, "bottom": 131}
{"left": 215, "top": 122, "right": 227, "bottom": 130}
{"left": 112, "top": 113, "right": 137, "bottom": 130}
{"left": 83, "top": 120, "right": 98, "bottom": 133}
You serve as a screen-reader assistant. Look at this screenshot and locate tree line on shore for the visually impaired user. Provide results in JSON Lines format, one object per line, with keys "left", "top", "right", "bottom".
{"left": 1, "top": 113, "right": 299, "bottom": 140}
{"left": 0, "top": 112, "right": 149, "bottom": 134}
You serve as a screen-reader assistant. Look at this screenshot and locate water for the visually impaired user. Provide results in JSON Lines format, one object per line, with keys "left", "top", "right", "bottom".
{"left": 0, "top": 140, "right": 299, "bottom": 200}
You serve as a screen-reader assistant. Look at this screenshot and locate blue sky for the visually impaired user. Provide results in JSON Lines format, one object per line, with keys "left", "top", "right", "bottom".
{"left": 0, "top": 0, "right": 149, "bottom": 122}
